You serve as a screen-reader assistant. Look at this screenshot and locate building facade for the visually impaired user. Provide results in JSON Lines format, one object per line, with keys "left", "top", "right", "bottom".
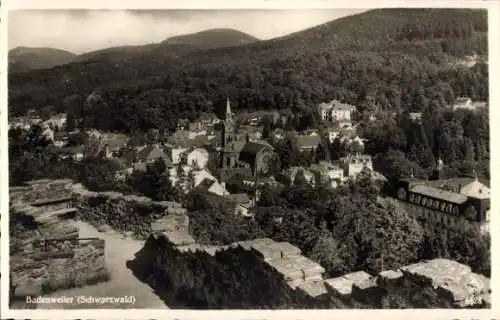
{"left": 215, "top": 98, "right": 275, "bottom": 181}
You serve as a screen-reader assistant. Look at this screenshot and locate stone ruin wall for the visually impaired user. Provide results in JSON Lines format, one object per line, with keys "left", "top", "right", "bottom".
{"left": 9, "top": 179, "right": 492, "bottom": 309}
{"left": 9, "top": 180, "right": 108, "bottom": 306}
{"left": 128, "top": 214, "right": 491, "bottom": 309}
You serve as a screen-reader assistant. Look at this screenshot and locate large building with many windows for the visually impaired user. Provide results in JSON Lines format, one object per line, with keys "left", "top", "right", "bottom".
{"left": 393, "top": 174, "right": 490, "bottom": 233}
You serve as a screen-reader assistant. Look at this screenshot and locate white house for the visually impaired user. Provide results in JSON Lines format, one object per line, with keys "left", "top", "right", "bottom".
{"left": 225, "top": 193, "right": 253, "bottom": 217}
{"left": 409, "top": 112, "right": 423, "bottom": 122}
{"left": 187, "top": 148, "right": 209, "bottom": 169}
{"left": 44, "top": 113, "right": 67, "bottom": 130}
{"left": 453, "top": 97, "right": 473, "bottom": 110}
{"left": 459, "top": 177, "right": 491, "bottom": 199}
{"left": 318, "top": 99, "right": 357, "bottom": 122}
{"left": 310, "top": 161, "right": 344, "bottom": 188}
{"left": 170, "top": 167, "right": 229, "bottom": 196}
{"left": 193, "top": 177, "right": 229, "bottom": 196}
{"left": 336, "top": 154, "right": 373, "bottom": 178}
{"left": 340, "top": 135, "right": 366, "bottom": 154}
{"left": 325, "top": 127, "right": 341, "bottom": 143}
{"left": 41, "top": 127, "right": 55, "bottom": 142}
{"left": 164, "top": 144, "right": 188, "bottom": 164}
{"left": 452, "top": 98, "right": 487, "bottom": 112}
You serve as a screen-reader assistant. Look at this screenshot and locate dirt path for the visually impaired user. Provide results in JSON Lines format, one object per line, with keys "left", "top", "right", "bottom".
{"left": 36, "top": 221, "right": 170, "bottom": 309}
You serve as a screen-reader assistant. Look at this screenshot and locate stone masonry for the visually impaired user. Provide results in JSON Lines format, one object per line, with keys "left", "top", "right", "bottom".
{"left": 9, "top": 180, "right": 108, "bottom": 307}
{"left": 10, "top": 179, "right": 491, "bottom": 309}
{"left": 129, "top": 214, "right": 491, "bottom": 309}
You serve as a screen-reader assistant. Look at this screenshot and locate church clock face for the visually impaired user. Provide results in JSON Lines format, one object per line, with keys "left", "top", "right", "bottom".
{"left": 397, "top": 187, "right": 407, "bottom": 200}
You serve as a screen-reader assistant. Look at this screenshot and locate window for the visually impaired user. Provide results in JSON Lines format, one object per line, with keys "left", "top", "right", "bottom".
{"left": 446, "top": 204, "right": 452, "bottom": 214}
{"left": 433, "top": 200, "right": 440, "bottom": 210}
{"left": 440, "top": 202, "right": 446, "bottom": 212}
{"left": 421, "top": 197, "right": 427, "bottom": 206}
{"left": 408, "top": 193, "right": 414, "bottom": 202}
{"left": 415, "top": 195, "right": 421, "bottom": 204}
{"left": 452, "top": 206, "right": 459, "bottom": 216}
{"left": 427, "top": 199, "right": 433, "bottom": 208}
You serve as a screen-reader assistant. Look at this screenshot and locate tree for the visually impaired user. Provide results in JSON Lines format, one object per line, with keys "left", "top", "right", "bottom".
{"left": 127, "top": 159, "right": 178, "bottom": 201}
{"left": 186, "top": 170, "right": 196, "bottom": 193}
{"left": 77, "top": 158, "right": 124, "bottom": 192}
{"left": 146, "top": 129, "right": 160, "bottom": 145}
{"left": 375, "top": 149, "right": 427, "bottom": 183}
{"left": 309, "top": 231, "right": 343, "bottom": 277}
{"left": 350, "top": 140, "right": 364, "bottom": 155}
{"left": 40, "top": 105, "right": 54, "bottom": 121}
{"left": 65, "top": 108, "right": 77, "bottom": 132}
{"left": 276, "top": 137, "right": 301, "bottom": 169}
{"left": 314, "top": 144, "right": 326, "bottom": 163}
{"left": 185, "top": 191, "right": 266, "bottom": 245}
{"left": 293, "top": 170, "right": 309, "bottom": 187}
{"left": 176, "top": 162, "right": 187, "bottom": 192}
{"left": 328, "top": 137, "right": 345, "bottom": 161}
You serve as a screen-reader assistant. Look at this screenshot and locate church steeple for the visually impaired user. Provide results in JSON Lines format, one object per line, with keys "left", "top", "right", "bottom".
{"left": 226, "top": 97, "right": 232, "bottom": 120}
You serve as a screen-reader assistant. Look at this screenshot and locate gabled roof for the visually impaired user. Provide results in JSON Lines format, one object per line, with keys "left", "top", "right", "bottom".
{"left": 186, "top": 135, "right": 211, "bottom": 149}
{"left": 188, "top": 122, "right": 203, "bottom": 132}
{"left": 240, "top": 141, "right": 272, "bottom": 155}
{"left": 60, "top": 146, "right": 84, "bottom": 154}
{"left": 102, "top": 136, "right": 130, "bottom": 150}
{"left": 296, "top": 135, "right": 322, "bottom": 149}
{"left": 410, "top": 184, "right": 468, "bottom": 204}
{"left": 225, "top": 193, "right": 251, "bottom": 204}
{"left": 53, "top": 132, "right": 68, "bottom": 140}
{"left": 136, "top": 145, "right": 171, "bottom": 163}
{"left": 426, "top": 177, "right": 490, "bottom": 191}
{"left": 108, "top": 157, "right": 127, "bottom": 170}
{"left": 194, "top": 178, "right": 217, "bottom": 191}
{"left": 460, "top": 179, "right": 490, "bottom": 199}
{"left": 119, "top": 148, "right": 137, "bottom": 165}
{"left": 339, "top": 154, "right": 372, "bottom": 163}
{"left": 332, "top": 102, "right": 356, "bottom": 111}
{"left": 49, "top": 113, "right": 66, "bottom": 121}
{"left": 455, "top": 97, "right": 471, "bottom": 104}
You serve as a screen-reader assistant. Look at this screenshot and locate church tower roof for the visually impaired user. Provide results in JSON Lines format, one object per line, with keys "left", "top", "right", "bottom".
{"left": 226, "top": 97, "right": 232, "bottom": 119}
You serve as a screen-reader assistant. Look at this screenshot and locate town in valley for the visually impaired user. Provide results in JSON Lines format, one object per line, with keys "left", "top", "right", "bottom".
{"left": 5, "top": 7, "right": 492, "bottom": 311}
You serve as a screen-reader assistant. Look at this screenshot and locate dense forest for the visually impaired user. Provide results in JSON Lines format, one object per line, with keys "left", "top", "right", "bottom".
{"left": 9, "top": 9, "right": 488, "bottom": 135}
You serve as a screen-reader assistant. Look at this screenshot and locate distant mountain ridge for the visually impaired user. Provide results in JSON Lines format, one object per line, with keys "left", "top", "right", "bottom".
{"left": 162, "top": 28, "right": 259, "bottom": 49}
{"left": 8, "top": 8, "right": 488, "bottom": 123}
{"left": 8, "top": 46, "right": 76, "bottom": 73}
{"left": 9, "top": 28, "right": 260, "bottom": 72}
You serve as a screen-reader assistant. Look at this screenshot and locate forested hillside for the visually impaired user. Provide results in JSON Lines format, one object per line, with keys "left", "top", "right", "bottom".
{"left": 70, "top": 29, "right": 259, "bottom": 64}
{"left": 9, "top": 8, "right": 488, "bottom": 135}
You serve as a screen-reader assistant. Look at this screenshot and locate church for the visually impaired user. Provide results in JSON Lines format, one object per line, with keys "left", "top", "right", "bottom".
{"left": 213, "top": 98, "right": 275, "bottom": 182}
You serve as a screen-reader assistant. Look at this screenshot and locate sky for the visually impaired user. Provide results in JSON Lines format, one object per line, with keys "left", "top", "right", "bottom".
{"left": 8, "top": 9, "right": 367, "bottom": 54}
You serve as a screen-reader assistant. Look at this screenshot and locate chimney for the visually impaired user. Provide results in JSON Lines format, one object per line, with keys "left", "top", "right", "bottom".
{"left": 105, "top": 144, "right": 111, "bottom": 158}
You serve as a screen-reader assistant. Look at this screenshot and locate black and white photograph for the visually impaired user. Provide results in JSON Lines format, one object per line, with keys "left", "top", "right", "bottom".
{"left": 1, "top": 0, "right": 497, "bottom": 317}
